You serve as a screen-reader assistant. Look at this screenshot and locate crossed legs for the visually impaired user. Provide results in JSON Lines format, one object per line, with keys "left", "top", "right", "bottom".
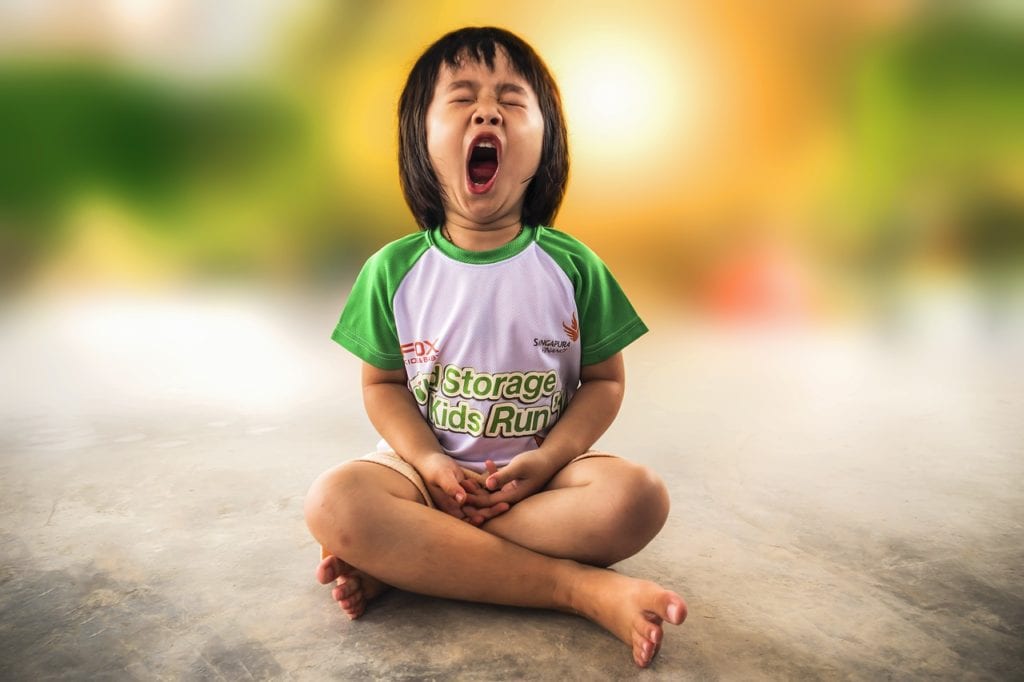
{"left": 303, "top": 456, "right": 686, "bottom": 668}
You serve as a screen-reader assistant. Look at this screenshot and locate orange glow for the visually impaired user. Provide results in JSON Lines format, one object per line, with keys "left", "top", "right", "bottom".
{"left": 3, "top": 0, "right": 1019, "bottom": 326}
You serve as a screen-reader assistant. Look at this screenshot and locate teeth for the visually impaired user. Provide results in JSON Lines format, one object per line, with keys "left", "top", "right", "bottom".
{"left": 475, "top": 141, "right": 496, "bottom": 149}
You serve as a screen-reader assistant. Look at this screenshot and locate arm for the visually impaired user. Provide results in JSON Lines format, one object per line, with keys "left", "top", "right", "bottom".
{"left": 473, "top": 352, "right": 626, "bottom": 503}
{"left": 361, "top": 362, "right": 507, "bottom": 521}
{"left": 528, "top": 351, "right": 625, "bottom": 467}
{"left": 362, "top": 363, "right": 447, "bottom": 468}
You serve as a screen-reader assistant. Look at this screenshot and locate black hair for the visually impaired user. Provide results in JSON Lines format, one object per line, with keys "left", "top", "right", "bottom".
{"left": 398, "top": 26, "right": 569, "bottom": 230}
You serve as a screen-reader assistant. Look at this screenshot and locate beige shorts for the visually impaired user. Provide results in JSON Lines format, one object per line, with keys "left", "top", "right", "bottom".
{"left": 354, "top": 449, "right": 618, "bottom": 510}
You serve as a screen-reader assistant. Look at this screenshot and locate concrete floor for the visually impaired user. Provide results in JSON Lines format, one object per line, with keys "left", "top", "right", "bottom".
{"left": 1, "top": 288, "right": 1022, "bottom": 680}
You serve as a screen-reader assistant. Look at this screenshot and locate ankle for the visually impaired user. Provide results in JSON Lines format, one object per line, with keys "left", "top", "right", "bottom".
{"left": 552, "top": 561, "right": 595, "bottom": 616}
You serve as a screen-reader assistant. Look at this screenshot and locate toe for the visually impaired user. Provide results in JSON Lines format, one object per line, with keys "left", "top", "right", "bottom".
{"left": 632, "top": 613, "right": 662, "bottom": 667}
{"left": 649, "top": 625, "right": 663, "bottom": 646}
{"left": 633, "top": 623, "right": 659, "bottom": 665}
{"left": 656, "top": 590, "right": 687, "bottom": 625}
{"left": 344, "top": 599, "right": 366, "bottom": 620}
{"left": 332, "top": 576, "right": 362, "bottom": 601}
{"left": 337, "top": 585, "right": 362, "bottom": 606}
{"left": 642, "top": 612, "right": 664, "bottom": 644}
{"left": 316, "top": 556, "right": 342, "bottom": 584}
{"left": 339, "top": 587, "right": 365, "bottom": 608}
{"left": 631, "top": 630, "right": 649, "bottom": 668}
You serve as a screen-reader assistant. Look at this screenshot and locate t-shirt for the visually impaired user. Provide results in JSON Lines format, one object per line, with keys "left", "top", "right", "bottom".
{"left": 332, "top": 225, "right": 647, "bottom": 472}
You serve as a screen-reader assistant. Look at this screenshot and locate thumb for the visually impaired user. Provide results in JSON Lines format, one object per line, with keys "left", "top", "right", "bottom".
{"left": 485, "top": 460, "right": 520, "bottom": 491}
{"left": 443, "top": 469, "right": 468, "bottom": 504}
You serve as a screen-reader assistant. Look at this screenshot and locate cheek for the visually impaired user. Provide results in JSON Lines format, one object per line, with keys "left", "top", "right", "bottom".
{"left": 517, "top": 117, "right": 545, "bottom": 170}
{"left": 426, "top": 128, "right": 461, "bottom": 182}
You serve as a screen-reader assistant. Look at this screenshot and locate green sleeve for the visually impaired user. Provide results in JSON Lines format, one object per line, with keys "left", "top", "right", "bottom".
{"left": 536, "top": 227, "right": 648, "bottom": 366}
{"left": 330, "top": 233, "right": 430, "bottom": 370}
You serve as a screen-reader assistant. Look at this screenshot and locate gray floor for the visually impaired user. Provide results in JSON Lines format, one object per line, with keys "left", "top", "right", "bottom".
{"left": 1, "top": 288, "right": 1022, "bottom": 680}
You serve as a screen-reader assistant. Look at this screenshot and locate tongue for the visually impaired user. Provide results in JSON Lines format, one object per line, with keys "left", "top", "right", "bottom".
{"left": 469, "top": 160, "right": 498, "bottom": 184}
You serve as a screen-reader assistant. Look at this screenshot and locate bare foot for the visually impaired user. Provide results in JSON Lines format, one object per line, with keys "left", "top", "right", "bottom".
{"left": 316, "top": 554, "right": 389, "bottom": 620}
{"left": 568, "top": 568, "right": 687, "bottom": 668}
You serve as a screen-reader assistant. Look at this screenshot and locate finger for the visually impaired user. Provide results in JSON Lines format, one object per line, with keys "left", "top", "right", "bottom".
{"left": 462, "top": 486, "right": 498, "bottom": 506}
{"left": 486, "top": 478, "right": 519, "bottom": 496}
{"left": 485, "top": 467, "right": 527, "bottom": 494}
{"left": 439, "top": 503, "right": 464, "bottom": 519}
{"left": 483, "top": 459, "right": 509, "bottom": 490}
{"left": 460, "top": 478, "right": 479, "bottom": 493}
{"left": 485, "top": 469, "right": 509, "bottom": 491}
{"left": 461, "top": 467, "right": 487, "bottom": 484}
{"left": 462, "top": 486, "right": 519, "bottom": 509}
{"left": 475, "top": 502, "right": 510, "bottom": 522}
{"left": 473, "top": 484, "right": 523, "bottom": 507}
{"left": 442, "top": 499, "right": 466, "bottom": 518}
{"left": 429, "top": 485, "right": 467, "bottom": 519}
{"left": 461, "top": 505, "right": 486, "bottom": 525}
{"left": 465, "top": 502, "right": 511, "bottom": 524}
{"left": 438, "top": 470, "right": 468, "bottom": 505}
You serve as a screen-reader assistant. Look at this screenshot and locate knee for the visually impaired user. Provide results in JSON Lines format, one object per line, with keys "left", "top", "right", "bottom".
{"left": 605, "top": 462, "right": 670, "bottom": 538}
{"left": 303, "top": 463, "right": 370, "bottom": 553}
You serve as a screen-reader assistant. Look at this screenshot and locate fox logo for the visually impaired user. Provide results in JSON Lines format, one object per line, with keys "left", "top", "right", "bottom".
{"left": 401, "top": 339, "right": 440, "bottom": 365}
{"left": 562, "top": 314, "right": 579, "bottom": 342}
{"left": 401, "top": 339, "right": 440, "bottom": 356}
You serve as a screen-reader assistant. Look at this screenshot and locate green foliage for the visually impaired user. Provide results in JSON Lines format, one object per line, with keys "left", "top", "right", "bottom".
{"left": 848, "top": 11, "right": 1024, "bottom": 221}
{"left": 0, "top": 61, "right": 309, "bottom": 280}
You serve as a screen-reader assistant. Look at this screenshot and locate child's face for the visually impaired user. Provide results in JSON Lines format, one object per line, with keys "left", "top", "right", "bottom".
{"left": 426, "top": 49, "right": 544, "bottom": 230}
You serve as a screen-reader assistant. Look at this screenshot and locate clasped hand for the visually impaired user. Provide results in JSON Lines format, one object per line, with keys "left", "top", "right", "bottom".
{"left": 418, "top": 450, "right": 555, "bottom": 526}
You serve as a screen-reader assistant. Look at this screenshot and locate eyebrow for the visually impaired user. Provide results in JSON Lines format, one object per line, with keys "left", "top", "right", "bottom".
{"left": 446, "top": 80, "right": 529, "bottom": 96}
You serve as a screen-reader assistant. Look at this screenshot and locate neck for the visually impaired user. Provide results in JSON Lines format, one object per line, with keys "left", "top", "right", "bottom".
{"left": 442, "top": 220, "right": 523, "bottom": 252}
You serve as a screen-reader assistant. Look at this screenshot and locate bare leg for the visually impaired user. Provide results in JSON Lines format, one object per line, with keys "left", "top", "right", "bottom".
{"left": 481, "top": 456, "right": 671, "bottom": 566}
{"left": 304, "top": 461, "right": 686, "bottom": 668}
{"left": 317, "top": 456, "right": 665, "bottom": 613}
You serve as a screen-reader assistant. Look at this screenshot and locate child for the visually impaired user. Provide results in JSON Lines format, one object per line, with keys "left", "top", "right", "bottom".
{"left": 304, "top": 26, "right": 687, "bottom": 669}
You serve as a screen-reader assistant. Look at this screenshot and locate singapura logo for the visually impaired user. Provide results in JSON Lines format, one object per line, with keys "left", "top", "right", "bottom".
{"left": 533, "top": 314, "right": 578, "bottom": 354}
{"left": 562, "top": 314, "right": 579, "bottom": 341}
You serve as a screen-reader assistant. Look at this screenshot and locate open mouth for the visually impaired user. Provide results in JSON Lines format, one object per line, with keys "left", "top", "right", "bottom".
{"left": 466, "top": 135, "right": 500, "bottom": 193}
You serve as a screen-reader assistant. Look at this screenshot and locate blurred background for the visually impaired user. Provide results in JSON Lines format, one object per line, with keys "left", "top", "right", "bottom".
{"left": 1, "top": 0, "right": 1022, "bottom": 321}
{"left": 4, "top": 4, "right": 1023, "bottom": 677}
{"left": 0, "top": 0, "right": 1022, "bottom": 420}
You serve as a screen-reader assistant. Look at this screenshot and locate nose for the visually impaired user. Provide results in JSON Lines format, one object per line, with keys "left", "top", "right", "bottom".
{"left": 473, "top": 100, "right": 501, "bottom": 126}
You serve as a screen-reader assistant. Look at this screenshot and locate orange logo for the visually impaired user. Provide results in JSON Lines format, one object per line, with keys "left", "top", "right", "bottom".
{"left": 562, "top": 314, "right": 579, "bottom": 342}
